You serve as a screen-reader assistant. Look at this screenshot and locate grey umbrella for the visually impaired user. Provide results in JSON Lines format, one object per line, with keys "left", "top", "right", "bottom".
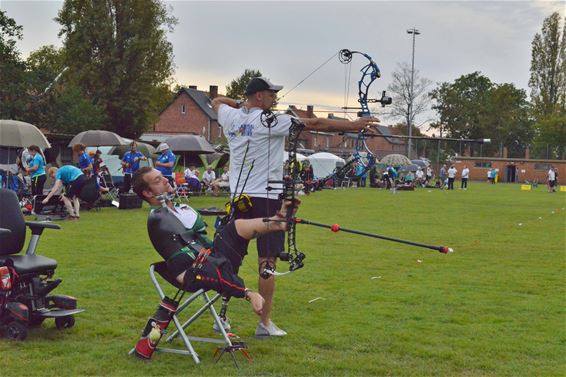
{"left": 411, "top": 159, "right": 430, "bottom": 168}
{"left": 68, "top": 130, "right": 126, "bottom": 147}
{"left": 164, "top": 135, "right": 215, "bottom": 154}
{"left": 108, "top": 142, "right": 156, "bottom": 157}
{"left": 399, "top": 164, "right": 420, "bottom": 172}
{"left": 380, "top": 154, "right": 412, "bottom": 167}
{"left": 0, "top": 120, "right": 50, "bottom": 149}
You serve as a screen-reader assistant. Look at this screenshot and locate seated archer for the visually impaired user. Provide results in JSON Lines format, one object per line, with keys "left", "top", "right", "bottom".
{"left": 132, "top": 167, "right": 296, "bottom": 316}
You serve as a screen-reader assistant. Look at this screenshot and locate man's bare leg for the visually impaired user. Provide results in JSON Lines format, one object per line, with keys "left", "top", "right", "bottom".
{"left": 258, "top": 257, "right": 275, "bottom": 326}
{"left": 61, "top": 196, "right": 76, "bottom": 217}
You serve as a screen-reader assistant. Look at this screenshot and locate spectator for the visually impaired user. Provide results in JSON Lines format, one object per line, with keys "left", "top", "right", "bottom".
{"left": 447, "top": 165, "right": 457, "bottom": 190}
{"left": 155, "top": 143, "right": 176, "bottom": 187}
{"left": 184, "top": 166, "right": 201, "bottom": 192}
{"left": 547, "top": 166, "right": 556, "bottom": 193}
{"left": 26, "top": 145, "right": 46, "bottom": 196}
{"left": 355, "top": 162, "right": 367, "bottom": 187}
{"left": 415, "top": 168, "right": 425, "bottom": 187}
{"left": 461, "top": 165, "right": 469, "bottom": 190}
{"left": 439, "top": 164, "right": 447, "bottom": 188}
{"left": 73, "top": 143, "right": 93, "bottom": 177}
{"left": 121, "top": 141, "right": 147, "bottom": 193}
{"left": 202, "top": 166, "right": 216, "bottom": 193}
{"left": 212, "top": 166, "right": 230, "bottom": 196}
{"left": 43, "top": 165, "right": 86, "bottom": 220}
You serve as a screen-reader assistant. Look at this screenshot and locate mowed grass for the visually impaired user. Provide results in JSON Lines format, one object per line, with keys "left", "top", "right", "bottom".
{"left": 1, "top": 183, "right": 564, "bottom": 376}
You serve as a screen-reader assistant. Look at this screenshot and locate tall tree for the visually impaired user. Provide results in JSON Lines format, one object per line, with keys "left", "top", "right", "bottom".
{"left": 56, "top": 0, "right": 177, "bottom": 138}
{"left": 430, "top": 73, "right": 534, "bottom": 157}
{"left": 529, "top": 12, "right": 565, "bottom": 117}
{"left": 0, "top": 10, "right": 29, "bottom": 119}
{"left": 386, "top": 62, "right": 432, "bottom": 131}
{"left": 429, "top": 72, "right": 493, "bottom": 140}
{"left": 225, "top": 69, "right": 262, "bottom": 100}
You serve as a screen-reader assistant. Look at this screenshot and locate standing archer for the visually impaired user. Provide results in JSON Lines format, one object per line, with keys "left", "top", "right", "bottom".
{"left": 211, "top": 76, "right": 379, "bottom": 337}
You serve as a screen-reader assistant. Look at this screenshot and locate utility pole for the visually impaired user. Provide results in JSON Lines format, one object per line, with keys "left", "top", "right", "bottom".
{"left": 407, "top": 27, "right": 420, "bottom": 159}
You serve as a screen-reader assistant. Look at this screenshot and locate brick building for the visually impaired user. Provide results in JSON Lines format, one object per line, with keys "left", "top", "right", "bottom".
{"left": 150, "top": 86, "right": 222, "bottom": 143}
{"left": 453, "top": 157, "right": 565, "bottom": 183}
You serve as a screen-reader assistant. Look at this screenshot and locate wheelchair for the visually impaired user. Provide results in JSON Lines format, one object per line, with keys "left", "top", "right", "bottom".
{"left": 0, "top": 189, "right": 84, "bottom": 340}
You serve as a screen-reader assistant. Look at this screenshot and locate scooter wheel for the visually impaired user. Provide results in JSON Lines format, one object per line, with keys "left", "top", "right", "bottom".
{"left": 6, "top": 321, "right": 27, "bottom": 341}
{"left": 55, "top": 315, "right": 75, "bottom": 330}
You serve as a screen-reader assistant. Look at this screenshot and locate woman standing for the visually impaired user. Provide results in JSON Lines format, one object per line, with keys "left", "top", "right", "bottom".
{"left": 26, "top": 145, "right": 46, "bottom": 196}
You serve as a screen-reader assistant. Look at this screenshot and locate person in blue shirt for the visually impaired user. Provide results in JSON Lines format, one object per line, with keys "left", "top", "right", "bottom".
{"left": 120, "top": 141, "right": 147, "bottom": 193}
{"left": 355, "top": 162, "right": 367, "bottom": 188}
{"left": 155, "top": 143, "right": 176, "bottom": 186}
{"left": 42, "top": 165, "right": 86, "bottom": 220}
{"left": 26, "top": 145, "right": 47, "bottom": 196}
{"left": 73, "top": 143, "right": 93, "bottom": 177}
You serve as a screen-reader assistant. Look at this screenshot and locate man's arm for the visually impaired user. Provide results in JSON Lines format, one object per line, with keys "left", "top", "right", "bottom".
{"left": 211, "top": 96, "right": 242, "bottom": 113}
{"left": 300, "top": 116, "right": 380, "bottom": 133}
{"left": 42, "top": 180, "right": 63, "bottom": 203}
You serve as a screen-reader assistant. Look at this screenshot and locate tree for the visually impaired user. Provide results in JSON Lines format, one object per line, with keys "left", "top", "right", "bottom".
{"left": 0, "top": 10, "right": 29, "bottom": 119}
{"left": 386, "top": 62, "right": 432, "bottom": 131}
{"left": 429, "top": 72, "right": 493, "bottom": 140}
{"left": 529, "top": 12, "right": 566, "bottom": 118}
{"left": 56, "top": 0, "right": 177, "bottom": 138}
{"left": 430, "top": 72, "right": 534, "bottom": 157}
{"left": 225, "top": 69, "right": 262, "bottom": 100}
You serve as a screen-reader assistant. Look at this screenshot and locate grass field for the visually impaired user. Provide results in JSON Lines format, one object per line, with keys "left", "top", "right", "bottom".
{"left": 1, "top": 183, "right": 564, "bottom": 376}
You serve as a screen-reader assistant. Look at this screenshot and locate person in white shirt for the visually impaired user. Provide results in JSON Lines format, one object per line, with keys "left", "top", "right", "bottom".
{"left": 184, "top": 166, "right": 200, "bottom": 192}
{"left": 202, "top": 166, "right": 216, "bottom": 192}
{"left": 447, "top": 165, "right": 457, "bottom": 190}
{"left": 211, "top": 76, "right": 379, "bottom": 337}
{"left": 547, "top": 166, "right": 556, "bottom": 192}
{"left": 415, "top": 168, "right": 425, "bottom": 187}
{"left": 212, "top": 166, "right": 230, "bottom": 196}
{"left": 461, "top": 166, "right": 470, "bottom": 190}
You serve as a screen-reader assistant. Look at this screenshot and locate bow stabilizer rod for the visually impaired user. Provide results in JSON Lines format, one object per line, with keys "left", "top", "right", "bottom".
{"left": 294, "top": 218, "right": 453, "bottom": 254}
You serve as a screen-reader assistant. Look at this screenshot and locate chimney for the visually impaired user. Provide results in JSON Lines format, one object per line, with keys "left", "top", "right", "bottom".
{"left": 188, "top": 85, "right": 197, "bottom": 89}
{"left": 524, "top": 147, "right": 530, "bottom": 159}
{"left": 307, "top": 105, "right": 314, "bottom": 117}
{"left": 209, "top": 85, "right": 218, "bottom": 99}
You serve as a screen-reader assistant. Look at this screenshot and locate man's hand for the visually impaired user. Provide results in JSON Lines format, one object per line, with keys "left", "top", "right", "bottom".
{"left": 246, "top": 291, "right": 265, "bottom": 315}
{"left": 351, "top": 116, "right": 380, "bottom": 132}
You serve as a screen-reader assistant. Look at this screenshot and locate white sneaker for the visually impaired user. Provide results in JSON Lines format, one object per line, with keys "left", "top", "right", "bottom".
{"left": 255, "top": 320, "right": 287, "bottom": 337}
{"left": 212, "top": 317, "right": 231, "bottom": 333}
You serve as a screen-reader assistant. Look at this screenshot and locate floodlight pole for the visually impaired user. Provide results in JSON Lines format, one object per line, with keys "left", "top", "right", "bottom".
{"left": 407, "top": 28, "right": 420, "bottom": 160}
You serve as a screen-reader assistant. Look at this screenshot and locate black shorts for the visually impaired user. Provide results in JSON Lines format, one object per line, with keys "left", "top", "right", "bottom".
{"left": 549, "top": 180, "right": 556, "bottom": 187}
{"left": 213, "top": 221, "right": 248, "bottom": 274}
{"left": 65, "top": 175, "right": 86, "bottom": 198}
{"left": 233, "top": 196, "right": 284, "bottom": 259}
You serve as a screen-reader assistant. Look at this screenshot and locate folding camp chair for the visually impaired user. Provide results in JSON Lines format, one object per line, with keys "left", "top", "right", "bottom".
{"left": 129, "top": 261, "right": 233, "bottom": 364}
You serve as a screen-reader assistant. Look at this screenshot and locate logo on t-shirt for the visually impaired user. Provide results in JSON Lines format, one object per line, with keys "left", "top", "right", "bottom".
{"left": 228, "top": 123, "right": 254, "bottom": 139}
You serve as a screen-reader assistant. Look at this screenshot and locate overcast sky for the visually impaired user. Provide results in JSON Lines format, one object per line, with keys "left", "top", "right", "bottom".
{"left": 2, "top": 0, "right": 565, "bottom": 127}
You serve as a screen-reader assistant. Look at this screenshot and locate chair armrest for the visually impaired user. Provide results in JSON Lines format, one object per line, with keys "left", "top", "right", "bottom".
{"left": 0, "top": 228, "right": 12, "bottom": 236}
{"left": 25, "top": 221, "right": 61, "bottom": 236}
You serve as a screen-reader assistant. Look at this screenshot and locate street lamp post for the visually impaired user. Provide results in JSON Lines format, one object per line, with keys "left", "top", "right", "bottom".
{"left": 407, "top": 27, "right": 420, "bottom": 159}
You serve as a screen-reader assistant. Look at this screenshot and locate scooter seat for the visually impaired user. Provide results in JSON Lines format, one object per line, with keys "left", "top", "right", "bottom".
{"left": 0, "top": 255, "right": 57, "bottom": 275}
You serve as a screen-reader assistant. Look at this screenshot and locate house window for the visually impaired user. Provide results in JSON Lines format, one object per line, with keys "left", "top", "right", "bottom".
{"left": 181, "top": 104, "right": 186, "bottom": 114}
{"left": 474, "top": 162, "right": 492, "bottom": 168}
{"left": 534, "top": 163, "right": 551, "bottom": 171}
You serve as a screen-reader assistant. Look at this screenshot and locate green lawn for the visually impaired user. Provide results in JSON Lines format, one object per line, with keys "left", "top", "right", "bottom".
{"left": 1, "top": 183, "right": 565, "bottom": 376}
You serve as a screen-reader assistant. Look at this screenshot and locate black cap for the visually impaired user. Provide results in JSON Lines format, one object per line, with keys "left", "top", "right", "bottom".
{"left": 245, "top": 77, "right": 284, "bottom": 96}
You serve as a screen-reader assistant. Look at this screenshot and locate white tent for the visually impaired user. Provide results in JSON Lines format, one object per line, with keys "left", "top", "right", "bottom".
{"left": 283, "top": 150, "right": 307, "bottom": 162}
{"left": 307, "top": 152, "right": 345, "bottom": 179}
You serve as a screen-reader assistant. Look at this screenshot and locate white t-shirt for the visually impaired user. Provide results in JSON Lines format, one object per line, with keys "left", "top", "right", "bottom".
{"left": 218, "top": 104, "right": 293, "bottom": 199}
{"left": 416, "top": 170, "right": 424, "bottom": 179}
{"left": 184, "top": 168, "right": 197, "bottom": 180}
{"left": 548, "top": 169, "right": 556, "bottom": 181}
{"left": 203, "top": 170, "right": 216, "bottom": 183}
{"left": 448, "top": 167, "right": 457, "bottom": 178}
{"left": 462, "top": 168, "right": 469, "bottom": 179}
